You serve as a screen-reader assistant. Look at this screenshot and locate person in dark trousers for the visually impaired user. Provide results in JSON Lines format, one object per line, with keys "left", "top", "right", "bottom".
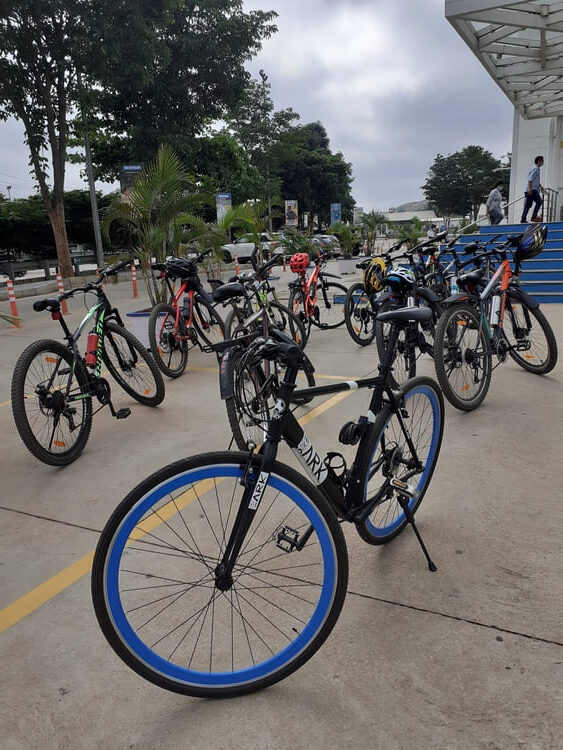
{"left": 486, "top": 181, "right": 504, "bottom": 225}
{"left": 521, "top": 155, "right": 544, "bottom": 223}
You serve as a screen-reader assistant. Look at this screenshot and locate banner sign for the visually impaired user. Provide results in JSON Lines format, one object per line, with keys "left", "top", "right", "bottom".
{"left": 285, "top": 200, "right": 298, "bottom": 226}
{"left": 216, "top": 192, "right": 232, "bottom": 221}
{"left": 353, "top": 206, "right": 364, "bottom": 226}
{"left": 330, "top": 203, "right": 342, "bottom": 224}
{"left": 120, "top": 164, "right": 143, "bottom": 201}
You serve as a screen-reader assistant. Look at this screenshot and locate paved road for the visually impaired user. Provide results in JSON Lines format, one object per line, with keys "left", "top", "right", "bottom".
{"left": 1, "top": 276, "right": 562, "bottom": 749}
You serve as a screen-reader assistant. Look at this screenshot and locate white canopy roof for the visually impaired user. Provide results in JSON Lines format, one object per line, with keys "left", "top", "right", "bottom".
{"left": 446, "top": 1, "right": 563, "bottom": 118}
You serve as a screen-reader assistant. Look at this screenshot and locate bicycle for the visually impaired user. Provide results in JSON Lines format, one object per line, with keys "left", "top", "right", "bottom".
{"left": 92, "top": 304, "right": 445, "bottom": 698}
{"left": 288, "top": 252, "right": 348, "bottom": 342}
{"left": 433, "top": 224, "right": 558, "bottom": 411}
{"left": 147, "top": 250, "right": 226, "bottom": 378}
{"left": 215, "top": 250, "right": 306, "bottom": 348}
{"left": 11, "top": 261, "right": 165, "bottom": 466}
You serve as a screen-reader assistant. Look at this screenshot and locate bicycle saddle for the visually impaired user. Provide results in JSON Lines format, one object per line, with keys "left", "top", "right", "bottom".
{"left": 212, "top": 282, "right": 245, "bottom": 303}
{"left": 166, "top": 258, "right": 197, "bottom": 279}
{"left": 457, "top": 268, "right": 486, "bottom": 288}
{"left": 376, "top": 306, "right": 433, "bottom": 324}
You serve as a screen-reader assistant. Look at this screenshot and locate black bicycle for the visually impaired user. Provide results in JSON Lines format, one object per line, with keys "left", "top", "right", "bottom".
{"left": 92, "top": 304, "right": 444, "bottom": 698}
{"left": 11, "top": 261, "right": 165, "bottom": 466}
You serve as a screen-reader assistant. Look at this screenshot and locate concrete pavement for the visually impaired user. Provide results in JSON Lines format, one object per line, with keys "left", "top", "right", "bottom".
{"left": 0, "top": 272, "right": 562, "bottom": 749}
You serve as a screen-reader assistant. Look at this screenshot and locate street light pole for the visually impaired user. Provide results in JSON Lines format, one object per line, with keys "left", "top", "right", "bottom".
{"left": 259, "top": 69, "right": 272, "bottom": 233}
{"left": 6, "top": 185, "right": 12, "bottom": 200}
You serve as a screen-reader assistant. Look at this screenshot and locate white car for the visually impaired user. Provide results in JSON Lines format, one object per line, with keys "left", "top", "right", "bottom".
{"left": 220, "top": 233, "right": 282, "bottom": 263}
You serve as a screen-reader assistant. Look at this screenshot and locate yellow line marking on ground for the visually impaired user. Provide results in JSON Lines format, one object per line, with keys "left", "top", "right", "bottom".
{"left": 0, "top": 389, "right": 353, "bottom": 633}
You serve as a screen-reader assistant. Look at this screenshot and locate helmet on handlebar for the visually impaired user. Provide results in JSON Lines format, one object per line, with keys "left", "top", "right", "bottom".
{"left": 385, "top": 266, "right": 415, "bottom": 294}
{"left": 363, "top": 256, "right": 387, "bottom": 293}
{"left": 514, "top": 223, "right": 547, "bottom": 263}
{"left": 289, "top": 252, "right": 309, "bottom": 275}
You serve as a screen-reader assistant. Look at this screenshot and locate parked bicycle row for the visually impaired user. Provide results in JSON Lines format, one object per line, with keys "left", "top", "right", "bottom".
{"left": 8, "top": 224, "right": 559, "bottom": 699}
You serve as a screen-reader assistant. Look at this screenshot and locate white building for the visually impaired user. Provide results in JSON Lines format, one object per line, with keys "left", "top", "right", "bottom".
{"left": 446, "top": 0, "right": 563, "bottom": 222}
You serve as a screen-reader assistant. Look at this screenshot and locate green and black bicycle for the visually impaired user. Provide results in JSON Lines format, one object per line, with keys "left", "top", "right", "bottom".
{"left": 11, "top": 261, "right": 165, "bottom": 466}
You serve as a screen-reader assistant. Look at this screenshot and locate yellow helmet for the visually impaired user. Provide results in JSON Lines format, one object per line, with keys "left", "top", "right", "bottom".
{"left": 363, "top": 256, "right": 387, "bottom": 293}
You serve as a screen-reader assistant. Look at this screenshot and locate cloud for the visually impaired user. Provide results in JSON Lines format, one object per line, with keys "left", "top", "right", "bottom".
{"left": 0, "top": 0, "right": 514, "bottom": 211}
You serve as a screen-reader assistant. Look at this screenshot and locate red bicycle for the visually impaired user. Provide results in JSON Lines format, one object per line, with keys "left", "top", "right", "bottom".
{"left": 288, "top": 252, "right": 347, "bottom": 343}
{"left": 148, "top": 251, "right": 225, "bottom": 377}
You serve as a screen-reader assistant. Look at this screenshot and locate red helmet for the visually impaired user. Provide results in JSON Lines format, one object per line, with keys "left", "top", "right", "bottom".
{"left": 289, "top": 252, "right": 309, "bottom": 275}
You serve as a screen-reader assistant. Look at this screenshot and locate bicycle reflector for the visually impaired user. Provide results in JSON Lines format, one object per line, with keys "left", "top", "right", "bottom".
{"left": 289, "top": 253, "right": 310, "bottom": 274}
{"left": 363, "top": 256, "right": 387, "bottom": 293}
{"left": 515, "top": 224, "right": 548, "bottom": 263}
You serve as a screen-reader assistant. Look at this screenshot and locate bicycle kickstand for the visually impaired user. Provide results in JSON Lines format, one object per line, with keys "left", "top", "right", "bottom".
{"left": 396, "top": 493, "right": 437, "bottom": 572}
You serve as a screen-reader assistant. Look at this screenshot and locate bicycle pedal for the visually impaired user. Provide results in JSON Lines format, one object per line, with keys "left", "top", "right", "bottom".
{"left": 115, "top": 408, "right": 131, "bottom": 419}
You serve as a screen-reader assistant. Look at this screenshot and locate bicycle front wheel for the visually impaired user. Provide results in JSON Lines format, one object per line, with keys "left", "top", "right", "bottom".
{"left": 148, "top": 303, "right": 188, "bottom": 378}
{"left": 192, "top": 297, "right": 225, "bottom": 347}
{"left": 434, "top": 304, "right": 492, "bottom": 411}
{"left": 316, "top": 281, "right": 347, "bottom": 329}
{"left": 504, "top": 295, "right": 558, "bottom": 374}
{"left": 344, "top": 282, "right": 377, "bottom": 345}
{"left": 103, "top": 322, "right": 165, "bottom": 407}
{"left": 267, "top": 301, "right": 307, "bottom": 349}
{"left": 92, "top": 452, "right": 348, "bottom": 698}
{"left": 11, "top": 339, "right": 93, "bottom": 466}
{"left": 288, "top": 286, "right": 312, "bottom": 344}
{"left": 356, "top": 376, "right": 444, "bottom": 545}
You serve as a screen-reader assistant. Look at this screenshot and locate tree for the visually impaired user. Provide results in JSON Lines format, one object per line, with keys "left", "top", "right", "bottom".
{"left": 271, "top": 123, "right": 354, "bottom": 226}
{"left": 362, "top": 210, "right": 387, "bottom": 252}
{"left": 422, "top": 146, "right": 506, "bottom": 221}
{"left": 76, "top": 2, "right": 278, "bottom": 183}
{"left": 398, "top": 217, "right": 425, "bottom": 249}
{"left": 102, "top": 145, "right": 207, "bottom": 304}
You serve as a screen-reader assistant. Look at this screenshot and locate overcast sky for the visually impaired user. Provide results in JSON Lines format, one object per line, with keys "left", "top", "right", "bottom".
{"left": 0, "top": 0, "right": 514, "bottom": 210}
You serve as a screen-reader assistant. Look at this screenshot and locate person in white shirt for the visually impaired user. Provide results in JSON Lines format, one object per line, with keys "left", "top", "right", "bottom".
{"left": 521, "top": 156, "right": 544, "bottom": 223}
{"left": 486, "top": 181, "right": 504, "bottom": 225}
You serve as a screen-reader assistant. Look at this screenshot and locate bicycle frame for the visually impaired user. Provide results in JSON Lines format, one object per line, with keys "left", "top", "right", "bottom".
{"left": 295, "top": 261, "right": 322, "bottom": 317}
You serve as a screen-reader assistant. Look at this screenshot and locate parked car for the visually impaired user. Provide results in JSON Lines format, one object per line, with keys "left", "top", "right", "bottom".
{"left": 312, "top": 234, "right": 341, "bottom": 258}
{"left": 220, "top": 232, "right": 282, "bottom": 263}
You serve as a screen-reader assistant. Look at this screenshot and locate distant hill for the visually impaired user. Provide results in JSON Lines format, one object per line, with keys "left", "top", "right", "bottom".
{"left": 392, "top": 200, "right": 433, "bottom": 213}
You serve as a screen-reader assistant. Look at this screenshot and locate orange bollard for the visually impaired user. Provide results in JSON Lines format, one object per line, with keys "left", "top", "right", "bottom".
{"left": 56, "top": 272, "right": 69, "bottom": 315}
{"left": 6, "top": 279, "right": 20, "bottom": 327}
{"left": 131, "top": 262, "right": 139, "bottom": 299}
{"left": 234, "top": 254, "right": 240, "bottom": 275}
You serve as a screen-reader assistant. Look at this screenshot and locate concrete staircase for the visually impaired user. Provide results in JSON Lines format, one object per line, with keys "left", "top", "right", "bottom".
{"left": 450, "top": 222, "right": 563, "bottom": 304}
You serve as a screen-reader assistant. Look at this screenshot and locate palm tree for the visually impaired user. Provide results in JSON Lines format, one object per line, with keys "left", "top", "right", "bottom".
{"left": 398, "top": 216, "right": 425, "bottom": 249}
{"left": 361, "top": 210, "right": 387, "bottom": 253}
{"left": 102, "top": 144, "right": 208, "bottom": 304}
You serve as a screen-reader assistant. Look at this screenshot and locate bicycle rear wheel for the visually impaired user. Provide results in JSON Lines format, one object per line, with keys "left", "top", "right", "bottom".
{"left": 344, "top": 283, "right": 377, "bottom": 346}
{"left": 267, "top": 301, "right": 307, "bottom": 349}
{"left": 316, "top": 281, "right": 347, "bottom": 329}
{"left": 355, "top": 376, "right": 444, "bottom": 544}
{"left": 103, "top": 322, "right": 165, "bottom": 407}
{"left": 148, "top": 303, "right": 188, "bottom": 378}
{"left": 11, "top": 339, "right": 93, "bottom": 466}
{"left": 92, "top": 452, "right": 348, "bottom": 698}
{"left": 434, "top": 304, "right": 492, "bottom": 411}
{"left": 504, "top": 295, "right": 558, "bottom": 374}
{"left": 375, "top": 301, "right": 417, "bottom": 388}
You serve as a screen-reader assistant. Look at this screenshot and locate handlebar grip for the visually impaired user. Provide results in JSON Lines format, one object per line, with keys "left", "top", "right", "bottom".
{"left": 33, "top": 299, "right": 49, "bottom": 312}
{"left": 105, "top": 259, "right": 132, "bottom": 276}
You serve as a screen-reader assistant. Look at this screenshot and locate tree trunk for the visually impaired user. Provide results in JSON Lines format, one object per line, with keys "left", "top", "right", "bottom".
{"left": 47, "top": 200, "right": 73, "bottom": 278}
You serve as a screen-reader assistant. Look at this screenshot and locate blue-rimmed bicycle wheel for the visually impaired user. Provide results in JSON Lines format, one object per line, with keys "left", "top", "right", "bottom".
{"left": 355, "top": 376, "right": 444, "bottom": 545}
{"left": 92, "top": 452, "right": 348, "bottom": 698}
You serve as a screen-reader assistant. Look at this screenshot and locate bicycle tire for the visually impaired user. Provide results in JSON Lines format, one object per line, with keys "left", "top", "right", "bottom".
{"left": 433, "top": 303, "right": 492, "bottom": 411}
{"left": 288, "top": 286, "right": 312, "bottom": 344}
{"left": 504, "top": 295, "right": 558, "bottom": 375}
{"left": 103, "top": 322, "right": 165, "bottom": 407}
{"left": 355, "top": 376, "right": 444, "bottom": 544}
{"left": 375, "top": 300, "right": 417, "bottom": 388}
{"left": 316, "top": 281, "right": 347, "bottom": 329}
{"left": 267, "top": 301, "right": 308, "bottom": 349}
{"left": 344, "top": 282, "right": 377, "bottom": 346}
{"left": 11, "top": 339, "right": 93, "bottom": 466}
{"left": 148, "top": 303, "right": 189, "bottom": 378}
{"left": 224, "top": 304, "right": 253, "bottom": 339}
{"left": 191, "top": 297, "right": 225, "bottom": 347}
{"left": 226, "top": 356, "right": 274, "bottom": 450}
{"left": 92, "top": 451, "right": 348, "bottom": 698}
